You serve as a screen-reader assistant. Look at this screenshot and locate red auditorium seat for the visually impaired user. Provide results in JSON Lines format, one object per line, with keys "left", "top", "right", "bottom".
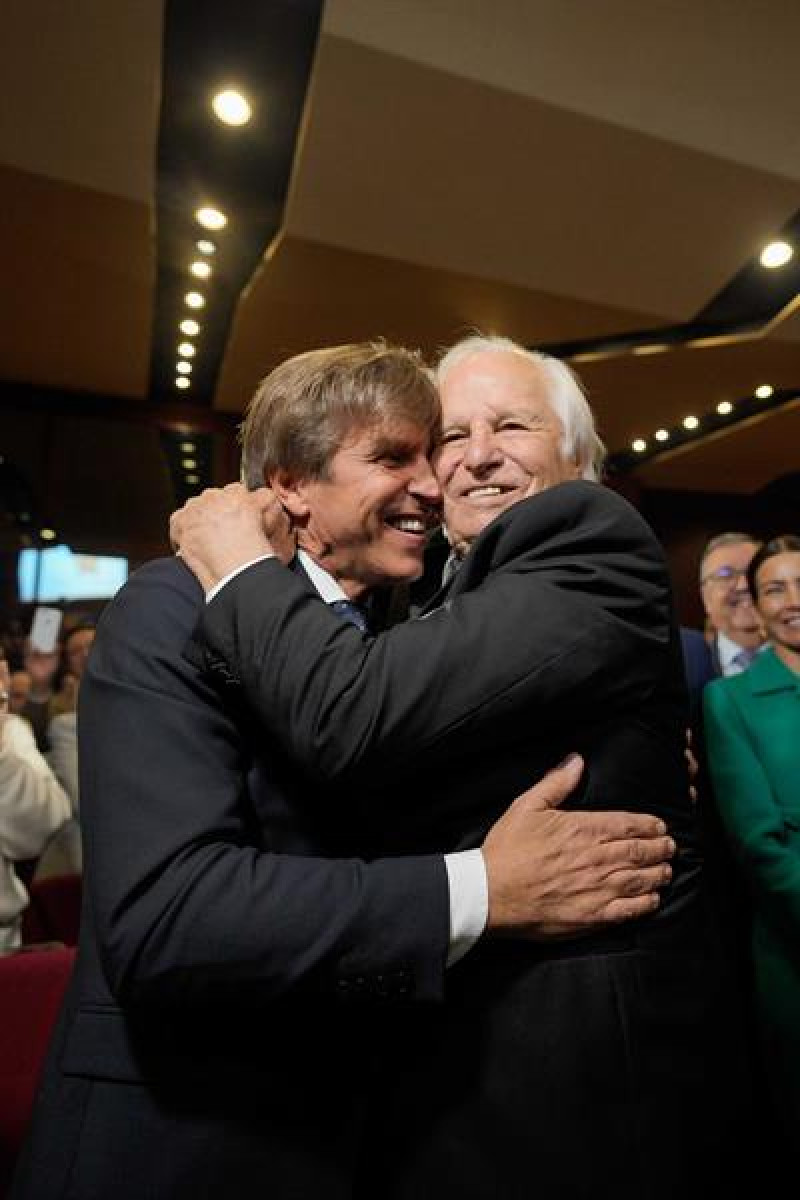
{"left": 20, "top": 874, "right": 82, "bottom": 947}
{"left": 0, "top": 946, "right": 75, "bottom": 1196}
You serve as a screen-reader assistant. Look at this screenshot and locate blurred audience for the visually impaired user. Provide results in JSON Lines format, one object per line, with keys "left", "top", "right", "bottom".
{"left": 8, "top": 669, "right": 32, "bottom": 716}
{"left": 703, "top": 535, "right": 800, "bottom": 1144}
{"left": 0, "top": 651, "right": 71, "bottom": 950}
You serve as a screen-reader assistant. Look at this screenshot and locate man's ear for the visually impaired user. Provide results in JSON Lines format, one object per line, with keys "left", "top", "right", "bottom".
{"left": 269, "top": 470, "right": 310, "bottom": 522}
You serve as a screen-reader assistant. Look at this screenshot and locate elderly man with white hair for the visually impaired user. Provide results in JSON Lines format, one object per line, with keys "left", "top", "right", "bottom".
{"left": 169, "top": 333, "right": 751, "bottom": 1199}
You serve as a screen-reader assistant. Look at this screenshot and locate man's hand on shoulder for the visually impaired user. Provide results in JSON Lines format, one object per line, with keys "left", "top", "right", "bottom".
{"left": 169, "top": 482, "right": 294, "bottom": 593}
{"left": 482, "top": 755, "right": 675, "bottom": 939}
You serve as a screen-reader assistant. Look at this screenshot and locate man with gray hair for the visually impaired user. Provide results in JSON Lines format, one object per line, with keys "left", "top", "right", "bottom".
{"left": 171, "top": 334, "right": 751, "bottom": 1198}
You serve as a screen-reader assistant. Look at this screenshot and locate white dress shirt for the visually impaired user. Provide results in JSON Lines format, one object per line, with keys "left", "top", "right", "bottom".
{"left": 207, "top": 549, "right": 488, "bottom": 964}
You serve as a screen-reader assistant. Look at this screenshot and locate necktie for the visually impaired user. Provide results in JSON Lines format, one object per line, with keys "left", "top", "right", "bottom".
{"left": 329, "top": 599, "right": 369, "bottom": 633}
{"left": 731, "top": 647, "right": 756, "bottom": 674}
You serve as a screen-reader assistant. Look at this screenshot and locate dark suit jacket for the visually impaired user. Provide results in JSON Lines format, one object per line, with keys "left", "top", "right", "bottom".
{"left": 192, "top": 481, "right": 752, "bottom": 1199}
{"left": 12, "top": 558, "right": 451, "bottom": 1199}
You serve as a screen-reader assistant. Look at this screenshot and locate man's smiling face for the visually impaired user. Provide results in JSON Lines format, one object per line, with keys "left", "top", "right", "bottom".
{"left": 289, "top": 416, "right": 442, "bottom": 598}
{"left": 435, "top": 349, "right": 581, "bottom": 554}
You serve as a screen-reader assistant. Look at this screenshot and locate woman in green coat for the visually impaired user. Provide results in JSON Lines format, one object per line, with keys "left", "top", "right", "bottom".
{"left": 704, "top": 534, "right": 800, "bottom": 1138}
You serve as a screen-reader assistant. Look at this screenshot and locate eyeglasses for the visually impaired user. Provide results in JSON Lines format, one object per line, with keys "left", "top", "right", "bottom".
{"left": 701, "top": 565, "right": 749, "bottom": 586}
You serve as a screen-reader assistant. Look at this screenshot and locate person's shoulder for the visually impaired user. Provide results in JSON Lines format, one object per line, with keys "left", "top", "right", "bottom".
{"left": 488, "top": 480, "right": 661, "bottom": 563}
{"left": 2, "top": 712, "right": 38, "bottom": 756}
{"left": 96, "top": 556, "right": 203, "bottom": 645}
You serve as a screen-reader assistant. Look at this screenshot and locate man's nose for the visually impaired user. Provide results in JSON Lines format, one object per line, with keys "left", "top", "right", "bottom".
{"left": 410, "top": 458, "right": 443, "bottom": 504}
{"left": 463, "top": 425, "right": 502, "bottom": 471}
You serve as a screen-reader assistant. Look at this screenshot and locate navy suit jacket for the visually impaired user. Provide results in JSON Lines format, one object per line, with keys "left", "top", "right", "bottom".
{"left": 13, "top": 557, "right": 450, "bottom": 1199}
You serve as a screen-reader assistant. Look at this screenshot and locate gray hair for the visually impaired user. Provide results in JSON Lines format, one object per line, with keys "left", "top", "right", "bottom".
{"left": 435, "top": 334, "right": 606, "bottom": 481}
{"left": 699, "top": 532, "right": 760, "bottom": 585}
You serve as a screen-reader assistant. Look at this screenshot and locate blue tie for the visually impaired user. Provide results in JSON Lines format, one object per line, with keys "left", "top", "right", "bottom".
{"left": 329, "top": 599, "right": 369, "bottom": 633}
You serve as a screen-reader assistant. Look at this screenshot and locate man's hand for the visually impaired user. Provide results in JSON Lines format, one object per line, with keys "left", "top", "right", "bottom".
{"left": 482, "top": 755, "right": 675, "bottom": 939}
{"left": 169, "top": 483, "right": 294, "bottom": 593}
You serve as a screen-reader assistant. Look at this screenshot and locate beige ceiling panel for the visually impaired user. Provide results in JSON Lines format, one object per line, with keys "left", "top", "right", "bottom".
{"left": 0, "top": 0, "right": 163, "bottom": 201}
{"left": 287, "top": 36, "right": 798, "bottom": 320}
{"left": 325, "top": 0, "right": 800, "bottom": 180}
{"left": 0, "top": 165, "right": 153, "bottom": 398}
{"left": 214, "top": 234, "right": 653, "bottom": 412}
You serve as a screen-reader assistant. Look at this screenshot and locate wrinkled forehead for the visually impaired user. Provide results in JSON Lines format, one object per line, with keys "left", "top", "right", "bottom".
{"left": 336, "top": 411, "right": 436, "bottom": 454}
{"left": 440, "top": 351, "right": 555, "bottom": 420}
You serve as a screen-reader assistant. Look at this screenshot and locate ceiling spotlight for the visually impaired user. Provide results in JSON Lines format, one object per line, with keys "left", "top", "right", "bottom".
{"left": 683, "top": 416, "right": 699, "bottom": 430}
{"left": 176, "top": 361, "right": 192, "bottom": 375}
{"left": 195, "top": 206, "right": 227, "bottom": 231}
{"left": 632, "top": 439, "right": 647, "bottom": 453}
{"left": 196, "top": 239, "right": 215, "bottom": 255}
{"left": 180, "top": 318, "right": 200, "bottom": 336}
{"left": 185, "top": 291, "right": 205, "bottom": 309}
{"left": 190, "top": 260, "right": 212, "bottom": 279}
{"left": 759, "top": 240, "right": 793, "bottom": 269}
{"left": 180, "top": 441, "right": 195, "bottom": 453}
{"left": 176, "top": 377, "right": 191, "bottom": 390}
{"left": 40, "top": 527, "right": 57, "bottom": 541}
{"left": 182, "top": 458, "right": 197, "bottom": 470}
{"left": 177, "top": 342, "right": 196, "bottom": 358}
{"left": 716, "top": 401, "right": 733, "bottom": 415}
{"left": 212, "top": 88, "right": 252, "bottom": 127}
{"left": 755, "top": 384, "right": 773, "bottom": 399}
{"left": 186, "top": 474, "right": 200, "bottom": 485}
{"left": 655, "top": 429, "right": 669, "bottom": 443}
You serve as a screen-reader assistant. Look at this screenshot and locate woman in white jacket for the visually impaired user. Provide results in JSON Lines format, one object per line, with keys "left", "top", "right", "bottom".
{"left": 0, "top": 654, "right": 70, "bottom": 949}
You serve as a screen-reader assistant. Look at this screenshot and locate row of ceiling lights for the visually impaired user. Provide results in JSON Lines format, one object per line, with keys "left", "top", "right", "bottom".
{"left": 174, "top": 87, "right": 253, "bottom": 395}
{"left": 630, "top": 383, "right": 777, "bottom": 454}
{"left": 628, "top": 237, "right": 795, "bottom": 455}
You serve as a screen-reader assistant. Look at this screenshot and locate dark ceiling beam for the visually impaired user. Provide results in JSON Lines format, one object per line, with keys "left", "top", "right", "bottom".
{"left": 148, "top": 0, "right": 324, "bottom": 407}
{"left": 536, "top": 206, "right": 800, "bottom": 363}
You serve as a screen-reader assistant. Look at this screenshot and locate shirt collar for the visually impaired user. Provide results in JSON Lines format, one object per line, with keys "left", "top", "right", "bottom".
{"left": 297, "top": 548, "right": 349, "bottom": 604}
{"left": 717, "top": 630, "right": 767, "bottom": 675}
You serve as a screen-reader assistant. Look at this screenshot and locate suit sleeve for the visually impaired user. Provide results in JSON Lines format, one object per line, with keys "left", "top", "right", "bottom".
{"left": 197, "top": 482, "right": 675, "bottom": 782}
{"left": 81, "top": 560, "right": 449, "bottom": 1009}
{"left": 704, "top": 680, "right": 800, "bottom": 935}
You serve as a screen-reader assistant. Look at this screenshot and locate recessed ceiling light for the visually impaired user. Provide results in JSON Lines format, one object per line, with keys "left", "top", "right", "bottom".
{"left": 190, "top": 260, "right": 212, "bottom": 279}
{"left": 185, "top": 292, "right": 205, "bottom": 309}
{"left": 759, "top": 240, "right": 793, "bottom": 269}
{"left": 40, "top": 527, "right": 56, "bottom": 541}
{"left": 716, "top": 401, "right": 733, "bottom": 415}
{"left": 186, "top": 473, "right": 200, "bottom": 485}
{"left": 195, "top": 206, "right": 227, "bottom": 231}
{"left": 180, "top": 441, "right": 195, "bottom": 453}
{"left": 212, "top": 88, "right": 252, "bottom": 126}
{"left": 177, "top": 342, "right": 196, "bottom": 358}
{"left": 176, "top": 377, "right": 191, "bottom": 390}
{"left": 655, "top": 429, "right": 669, "bottom": 442}
{"left": 683, "top": 416, "right": 699, "bottom": 430}
{"left": 183, "top": 458, "right": 197, "bottom": 470}
{"left": 180, "top": 318, "right": 200, "bottom": 336}
{"left": 196, "top": 239, "right": 215, "bottom": 255}
{"left": 632, "top": 439, "right": 647, "bottom": 453}
{"left": 755, "top": 384, "right": 773, "bottom": 399}
{"left": 176, "top": 361, "right": 192, "bottom": 375}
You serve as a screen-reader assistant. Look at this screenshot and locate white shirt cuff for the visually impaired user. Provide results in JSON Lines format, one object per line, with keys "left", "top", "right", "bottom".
{"left": 205, "top": 555, "right": 275, "bottom": 603}
{"left": 444, "top": 848, "right": 489, "bottom": 967}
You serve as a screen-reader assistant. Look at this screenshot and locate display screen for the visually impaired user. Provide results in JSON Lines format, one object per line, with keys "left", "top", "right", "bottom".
{"left": 18, "top": 545, "right": 128, "bottom": 602}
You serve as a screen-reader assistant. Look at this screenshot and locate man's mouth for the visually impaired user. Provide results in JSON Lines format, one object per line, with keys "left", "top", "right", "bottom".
{"left": 384, "top": 514, "right": 436, "bottom": 535}
{"left": 464, "top": 484, "right": 514, "bottom": 500}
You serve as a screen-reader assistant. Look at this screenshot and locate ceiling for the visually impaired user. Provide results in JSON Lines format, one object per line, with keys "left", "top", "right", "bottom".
{"left": 1, "top": 0, "right": 799, "bottom": 565}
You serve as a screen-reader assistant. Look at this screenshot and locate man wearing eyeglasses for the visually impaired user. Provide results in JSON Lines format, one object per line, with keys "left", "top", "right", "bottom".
{"left": 698, "top": 532, "right": 764, "bottom": 677}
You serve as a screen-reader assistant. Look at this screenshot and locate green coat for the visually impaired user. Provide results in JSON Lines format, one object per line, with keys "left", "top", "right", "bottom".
{"left": 704, "top": 648, "right": 800, "bottom": 1129}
